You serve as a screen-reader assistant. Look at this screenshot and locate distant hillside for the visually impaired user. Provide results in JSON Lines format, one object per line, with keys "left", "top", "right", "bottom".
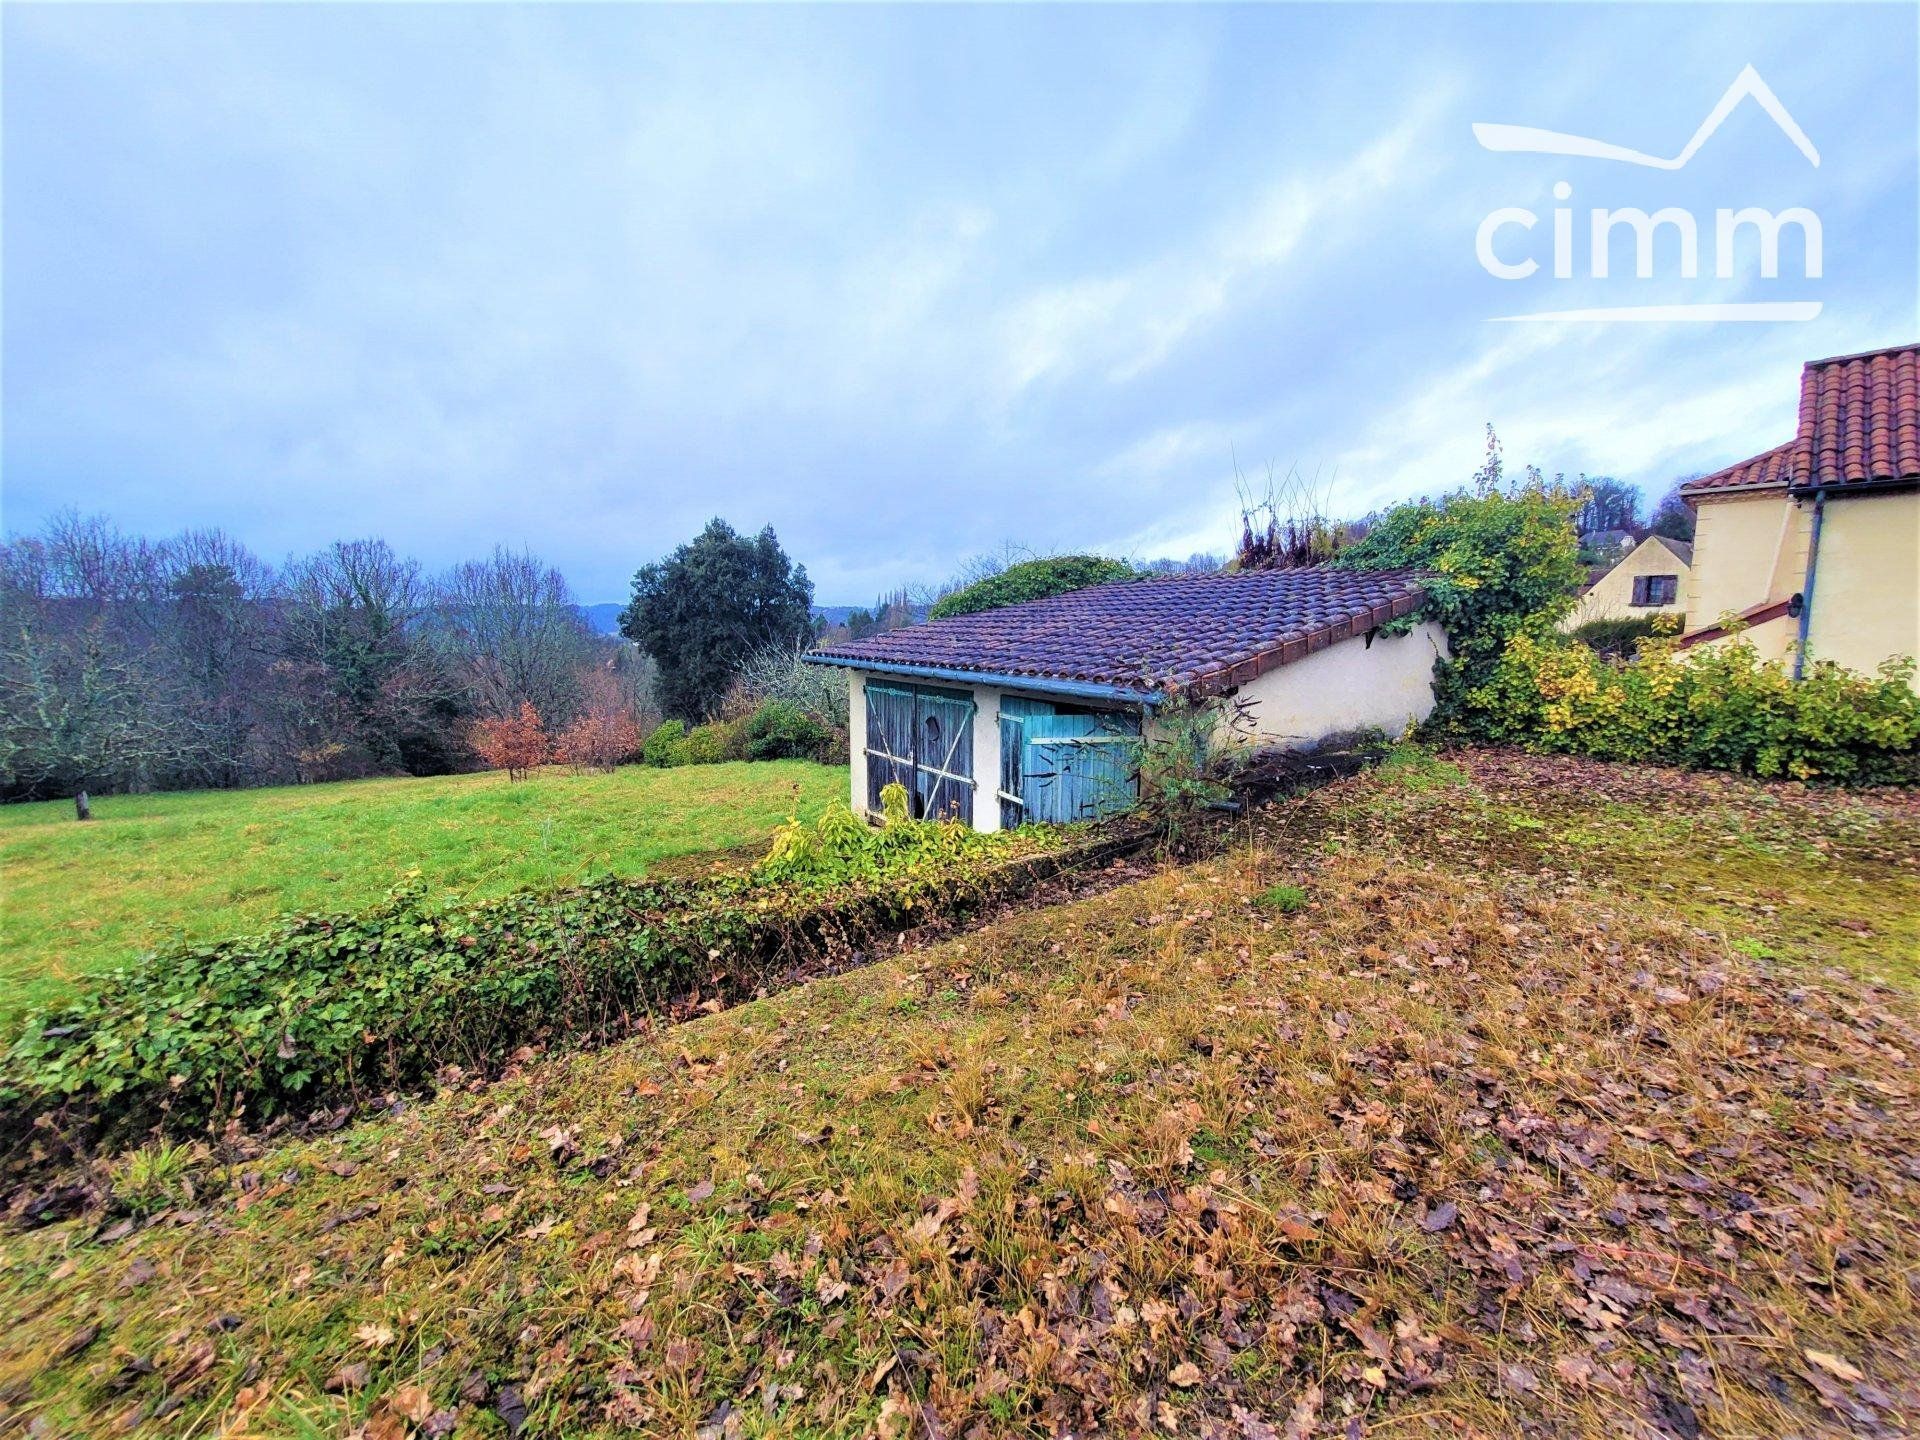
{"left": 581, "top": 603, "right": 624, "bottom": 636}
{"left": 585, "top": 603, "right": 900, "bottom": 636}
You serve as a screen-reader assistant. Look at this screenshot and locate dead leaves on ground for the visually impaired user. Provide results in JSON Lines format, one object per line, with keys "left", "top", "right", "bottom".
{"left": 5, "top": 764, "right": 1920, "bottom": 1438}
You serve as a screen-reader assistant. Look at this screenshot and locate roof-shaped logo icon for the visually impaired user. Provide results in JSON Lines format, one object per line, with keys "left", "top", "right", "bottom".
{"left": 1473, "top": 65, "right": 1819, "bottom": 170}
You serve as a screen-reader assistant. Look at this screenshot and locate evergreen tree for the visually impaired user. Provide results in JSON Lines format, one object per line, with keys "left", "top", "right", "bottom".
{"left": 619, "top": 520, "right": 814, "bottom": 720}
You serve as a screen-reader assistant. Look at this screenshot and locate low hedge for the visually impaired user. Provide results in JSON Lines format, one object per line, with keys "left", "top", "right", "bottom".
{"left": 1470, "top": 627, "right": 1920, "bottom": 784}
{"left": 2, "top": 824, "right": 1106, "bottom": 1155}
{"left": 639, "top": 717, "right": 750, "bottom": 767}
{"left": 744, "top": 700, "right": 833, "bottom": 761}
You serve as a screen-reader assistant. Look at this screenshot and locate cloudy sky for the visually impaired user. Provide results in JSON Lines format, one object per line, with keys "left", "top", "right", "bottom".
{"left": 4, "top": 3, "right": 1915, "bottom": 604}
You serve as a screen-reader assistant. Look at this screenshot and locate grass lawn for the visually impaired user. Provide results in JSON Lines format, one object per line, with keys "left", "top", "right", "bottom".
{"left": 2, "top": 750, "right": 1916, "bottom": 1436}
{"left": 0, "top": 761, "right": 847, "bottom": 1020}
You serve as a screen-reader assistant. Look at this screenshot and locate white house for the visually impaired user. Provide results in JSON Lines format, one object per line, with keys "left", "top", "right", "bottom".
{"left": 804, "top": 568, "right": 1447, "bottom": 831}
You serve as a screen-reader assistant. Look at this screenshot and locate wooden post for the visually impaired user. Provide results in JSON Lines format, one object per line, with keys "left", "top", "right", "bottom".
{"left": 74, "top": 791, "right": 92, "bottom": 822}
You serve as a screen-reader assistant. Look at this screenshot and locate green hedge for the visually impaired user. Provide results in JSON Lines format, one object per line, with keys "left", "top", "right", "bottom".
{"left": 1, "top": 826, "right": 1099, "bottom": 1152}
{"left": 640, "top": 718, "right": 747, "bottom": 767}
{"left": 1470, "top": 628, "right": 1920, "bottom": 784}
{"left": 641, "top": 719, "right": 686, "bottom": 766}
{"left": 930, "top": 555, "right": 1137, "bottom": 621}
{"left": 744, "top": 700, "right": 832, "bottom": 761}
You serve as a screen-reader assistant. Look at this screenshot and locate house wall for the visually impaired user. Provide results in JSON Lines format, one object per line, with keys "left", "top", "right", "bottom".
{"left": 1213, "top": 621, "right": 1449, "bottom": 750}
{"left": 1683, "top": 488, "right": 1919, "bottom": 688}
{"left": 969, "top": 684, "right": 1004, "bottom": 834}
{"left": 1561, "top": 537, "right": 1689, "bottom": 629}
{"left": 1684, "top": 490, "right": 1810, "bottom": 633}
{"left": 1806, "top": 489, "right": 1920, "bottom": 682}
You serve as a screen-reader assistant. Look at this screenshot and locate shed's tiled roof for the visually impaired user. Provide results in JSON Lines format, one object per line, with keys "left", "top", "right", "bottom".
{"left": 1683, "top": 342, "right": 1920, "bottom": 498}
{"left": 805, "top": 567, "right": 1428, "bottom": 698}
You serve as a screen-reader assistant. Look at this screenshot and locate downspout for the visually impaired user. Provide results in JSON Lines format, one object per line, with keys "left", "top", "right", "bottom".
{"left": 1792, "top": 489, "right": 1825, "bottom": 681}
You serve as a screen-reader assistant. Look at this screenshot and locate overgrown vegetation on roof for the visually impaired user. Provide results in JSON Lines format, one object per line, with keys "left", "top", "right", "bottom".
{"left": 926, "top": 554, "right": 1136, "bottom": 620}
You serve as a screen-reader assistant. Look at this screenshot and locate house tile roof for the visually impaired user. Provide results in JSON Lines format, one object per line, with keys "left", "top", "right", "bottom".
{"left": 1795, "top": 344, "right": 1920, "bottom": 487}
{"left": 1683, "top": 441, "right": 1796, "bottom": 495}
{"left": 1652, "top": 535, "right": 1694, "bottom": 566}
{"left": 805, "top": 568, "right": 1429, "bottom": 699}
{"left": 1683, "top": 342, "right": 1920, "bottom": 498}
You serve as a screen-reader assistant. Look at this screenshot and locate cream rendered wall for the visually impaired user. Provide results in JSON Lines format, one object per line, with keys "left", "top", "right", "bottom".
{"left": 1216, "top": 621, "right": 1449, "bottom": 749}
{"left": 1684, "top": 491, "right": 1810, "bottom": 632}
{"left": 1561, "top": 537, "right": 1689, "bottom": 629}
{"left": 1806, "top": 490, "right": 1920, "bottom": 683}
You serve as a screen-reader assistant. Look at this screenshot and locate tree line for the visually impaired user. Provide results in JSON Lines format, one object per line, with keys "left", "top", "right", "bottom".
{"left": 0, "top": 512, "right": 653, "bottom": 801}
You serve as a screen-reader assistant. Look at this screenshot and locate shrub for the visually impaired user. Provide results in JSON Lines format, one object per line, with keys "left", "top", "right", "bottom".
{"left": 641, "top": 719, "right": 687, "bottom": 767}
{"left": 554, "top": 707, "right": 642, "bottom": 773}
{"left": 757, "top": 782, "right": 984, "bottom": 886}
{"left": 733, "top": 644, "right": 850, "bottom": 732}
{"left": 1470, "top": 627, "right": 1920, "bottom": 784}
{"left": 930, "top": 555, "right": 1136, "bottom": 621}
{"left": 1337, "top": 486, "right": 1584, "bottom": 730}
{"left": 744, "top": 700, "right": 832, "bottom": 761}
{"left": 676, "top": 720, "right": 743, "bottom": 765}
{"left": 1568, "top": 614, "right": 1667, "bottom": 661}
{"left": 469, "top": 701, "right": 549, "bottom": 780}
{"left": 1131, "top": 692, "right": 1249, "bottom": 852}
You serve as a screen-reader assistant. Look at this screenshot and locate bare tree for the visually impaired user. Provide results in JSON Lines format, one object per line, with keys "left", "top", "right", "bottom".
{"left": 276, "top": 540, "right": 462, "bottom": 777}
{"left": 432, "top": 547, "right": 596, "bottom": 723}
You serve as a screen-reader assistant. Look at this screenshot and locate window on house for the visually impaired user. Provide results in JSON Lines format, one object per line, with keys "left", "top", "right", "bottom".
{"left": 1632, "top": 574, "right": 1678, "bottom": 607}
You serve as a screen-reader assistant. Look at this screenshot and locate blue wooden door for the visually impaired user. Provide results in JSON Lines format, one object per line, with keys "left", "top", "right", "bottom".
{"left": 1001, "top": 707, "right": 1139, "bottom": 825}
{"left": 864, "top": 682, "right": 975, "bottom": 821}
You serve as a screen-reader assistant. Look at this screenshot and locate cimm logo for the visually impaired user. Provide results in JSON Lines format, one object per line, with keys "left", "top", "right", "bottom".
{"left": 1472, "top": 66, "right": 1823, "bottom": 322}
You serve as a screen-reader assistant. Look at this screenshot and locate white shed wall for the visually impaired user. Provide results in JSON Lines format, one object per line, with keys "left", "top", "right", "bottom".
{"left": 1227, "top": 620, "right": 1448, "bottom": 748}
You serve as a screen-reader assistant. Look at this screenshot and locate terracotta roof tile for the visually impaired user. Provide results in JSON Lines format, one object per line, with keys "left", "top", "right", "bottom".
{"left": 1683, "top": 341, "right": 1920, "bottom": 498}
{"left": 805, "top": 568, "right": 1429, "bottom": 698}
{"left": 1681, "top": 441, "right": 1795, "bottom": 496}
{"left": 1794, "top": 344, "right": 1920, "bottom": 488}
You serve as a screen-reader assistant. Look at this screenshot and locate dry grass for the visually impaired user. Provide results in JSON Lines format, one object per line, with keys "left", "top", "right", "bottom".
{"left": 1, "top": 754, "right": 1916, "bottom": 1438}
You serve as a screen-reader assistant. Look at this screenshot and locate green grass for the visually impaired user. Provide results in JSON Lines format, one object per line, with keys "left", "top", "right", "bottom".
{"left": 1255, "top": 881, "right": 1307, "bottom": 913}
{"left": 0, "top": 761, "right": 846, "bottom": 1019}
{"left": 3, "top": 758, "right": 1917, "bottom": 1437}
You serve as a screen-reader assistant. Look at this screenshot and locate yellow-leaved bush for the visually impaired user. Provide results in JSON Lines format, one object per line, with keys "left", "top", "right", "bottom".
{"left": 1469, "top": 624, "right": 1920, "bottom": 784}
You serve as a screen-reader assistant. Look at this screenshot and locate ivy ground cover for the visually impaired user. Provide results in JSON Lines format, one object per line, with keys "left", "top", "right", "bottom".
{"left": 0, "top": 761, "right": 847, "bottom": 1020}
{"left": 1, "top": 751, "right": 1917, "bottom": 1437}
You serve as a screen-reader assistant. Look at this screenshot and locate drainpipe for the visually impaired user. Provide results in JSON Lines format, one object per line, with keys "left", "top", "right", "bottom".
{"left": 1792, "top": 489, "right": 1826, "bottom": 681}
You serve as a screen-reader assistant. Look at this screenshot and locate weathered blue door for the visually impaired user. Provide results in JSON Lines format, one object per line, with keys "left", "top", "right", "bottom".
{"left": 998, "top": 701, "right": 1139, "bottom": 826}
{"left": 864, "top": 682, "right": 975, "bottom": 821}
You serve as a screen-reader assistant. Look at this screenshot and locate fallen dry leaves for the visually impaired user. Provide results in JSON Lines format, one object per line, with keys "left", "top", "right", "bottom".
{"left": 1, "top": 753, "right": 1917, "bottom": 1438}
